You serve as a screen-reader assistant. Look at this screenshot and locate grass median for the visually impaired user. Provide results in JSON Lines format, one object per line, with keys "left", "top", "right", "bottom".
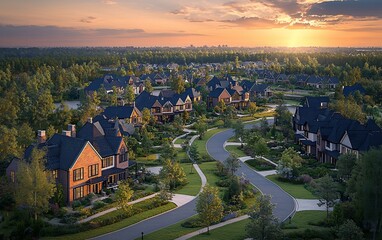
{"left": 266, "top": 174, "right": 316, "bottom": 199}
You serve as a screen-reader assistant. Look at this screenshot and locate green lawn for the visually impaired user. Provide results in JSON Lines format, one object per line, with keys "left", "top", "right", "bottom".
{"left": 225, "top": 145, "right": 247, "bottom": 157}
{"left": 266, "top": 174, "right": 316, "bottom": 199}
{"left": 245, "top": 158, "right": 276, "bottom": 171}
{"left": 192, "top": 128, "right": 227, "bottom": 155}
{"left": 43, "top": 202, "right": 176, "bottom": 240}
{"left": 139, "top": 215, "right": 201, "bottom": 240}
{"left": 198, "top": 161, "right": 220, "bottom": 189}
{"left": 190, "top": 219, "right": 249, "bottom": 240}
{"left": 174, "top": 136, "right": 188, "bottom": 145}
{"left": 174, "top": 163, "right": 202, "bottom": 196}
{"left": 187, "top": 210, "right": 329, "bottom": 240}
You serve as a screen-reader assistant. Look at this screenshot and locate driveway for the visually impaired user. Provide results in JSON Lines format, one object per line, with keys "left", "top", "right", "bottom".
{"left": 206, "top": 121, "right": 296, "bottom": 222}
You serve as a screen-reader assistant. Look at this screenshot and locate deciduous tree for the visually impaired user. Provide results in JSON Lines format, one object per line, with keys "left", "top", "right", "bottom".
{"left": 196, "top": 185, "right": 224, "bottom": 234}
{"left": 246, "top": 195, "right": 281, "bottom": 240}
{"left": 312, "top": 174, "right": 339, "bottom": 219}
{"left": 115, "top": 180, "right": 134, "bottom": 213}
{"left": 15, "top": 148, "right": 55, "bottom": 220}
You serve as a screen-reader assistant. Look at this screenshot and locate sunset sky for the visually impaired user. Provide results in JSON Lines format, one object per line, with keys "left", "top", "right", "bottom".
{"left": 0, "top": 0, "right": 381, "bottom": 47}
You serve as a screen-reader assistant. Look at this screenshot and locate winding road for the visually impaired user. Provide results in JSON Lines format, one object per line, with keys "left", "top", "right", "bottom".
{"left": 206, "top": 120, "right": 296, "bottom": 221}
{"left": 93, "top": 119, "right": 295, "bottom": 240}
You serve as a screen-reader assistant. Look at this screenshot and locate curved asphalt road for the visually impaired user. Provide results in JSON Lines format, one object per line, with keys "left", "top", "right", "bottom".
{"left": 92, "top": 199, "right": 197, "bottom": 240}
{"left": 206, "top": 121, "right": 295, "bottom": 222}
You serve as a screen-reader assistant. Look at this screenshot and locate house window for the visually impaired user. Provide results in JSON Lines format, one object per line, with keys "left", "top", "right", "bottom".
{"left": 52, "top": 170, "right": 58, "bottom": 179}
{"left": 326, "top": 141, "right": 330, "bottom": 148}
{"left": 88, "top": 164, "right": 99, "bottom": 177}
{"left": 119, "top": 148, "right": 128, "bottom": 163}
{"left": 73, "top": 168, "right": 84, "bottom": 181}
{"left": 73, "top": 186, "right": 84, "bottom": 200}
{"left": 102, "top": 156, "right": 114, "bottom": 168}
{"left": 10, "top": 171, "right": 15, "bottom": 183}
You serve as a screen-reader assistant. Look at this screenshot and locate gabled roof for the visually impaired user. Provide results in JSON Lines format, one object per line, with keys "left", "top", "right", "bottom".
{"left": 240, "top": 80, "right": 255, "bottom": 91}
{"left": 343, "top": 83, "right": 366, "bottom": 97}
{"left": 209, "top": 88, "right": 229, "bottom": 98}
{"left": 85, "top": 75, "right": 133, "bottom": 92}
{"left": 103, "top": 106, "right": 141, "bottom": 119}
{"left": 183, "top": 87, "right": 201, "bottom": 99}
{"left": 250, "top": 84, "right": 269, "bottom": 93}
{"left": 306, "top": 75, "right": 323, "bottom": 84}
{"left": 304, "top": 96, "right": 329, "bottom": 109}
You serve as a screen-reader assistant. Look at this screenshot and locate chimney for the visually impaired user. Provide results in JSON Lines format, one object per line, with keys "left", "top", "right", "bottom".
{"left": 88, "top": 117, "right": 93, "bottom": 124}
{"left": 62, "top": 130, "right": 71, "bottom": 137}
{"left": 38, "top": 130, "right": 46, "bottom": 144}
{"left": 68, "top": 124, "right": 76, "bottom": 138}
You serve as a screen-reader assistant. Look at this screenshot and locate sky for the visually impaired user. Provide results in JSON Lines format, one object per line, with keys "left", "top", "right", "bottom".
{"left": 0, "top": 0, "right": 381, "bottom": 47}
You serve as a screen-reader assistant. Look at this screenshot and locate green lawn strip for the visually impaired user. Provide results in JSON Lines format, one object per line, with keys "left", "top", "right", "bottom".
{"left": 189, "top": 218, "right": 249, "bottom": 240}
{"left": 136, "top": 154, "right": 158, "bottom": 161}
{"left": 138, "top": 215, "right": 202, "bottom": 240}
{"left": 174, "top": 163, "right": 202, "bottom": 196}
{"left": 198, "top": 161, "right": 220, "bottom": 189}
{"left": 282, "top": 210, "right": 330, "bottom": 236}
{"left": 43, "top": 202, "right": 176, "bottom": 240}
{"left": 266, "top": 174, "right": 316, "bottom": 199}
{"left": 224, "top": 145, "right": 247, "bottom": 157}
{"left": 174, "top": 137, "right": 187, "bottom": 145}
{"left": 188, "top": 210, "right": 329, "bottom": 240}
{"left": 245, "top": 158, "right": 276, "bottom": 171}
{"left": 175, "top": 149, "right": 188, "bottom": 162}
{"left": 192, "top": 128, "right": 227, "bottom": 155}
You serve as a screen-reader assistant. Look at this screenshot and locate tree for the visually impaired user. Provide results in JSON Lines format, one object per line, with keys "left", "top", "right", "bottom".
{"left": 233, "top": 121, "right": 244, "bottom": 139}
{"left": 312, "top": 174, "right": 339, "bottom": 219}
{"left": 355, "top": 148, "right": 382, "bottom": 239}
{"left": 160, "top": 143, "right": 177, "bottom": 162}
{"left": 141, "top": 108, "right": 152, "bottom": 126}
{"left": 196, "top": 185, "right": 224, "bottom": 234}
{"left": 188, "top": 144, "right": 201, "bottom": 163}
{"left": 159, "top": 159, "right": 187, "bottom": 190}
{"left": 336, "top": 153, "right": 357, "bottom": 181}
{"left": 144, "top": 80, "right": 153, "bottom": 93}
{"left": 276, "top": 147, "right": 303, "bottom": 179}
{"left": 194, "top": 116, "right": 208, "bottom": 140}
{"left": 253, "top": 138, "right": 269, "bottom": 157}
{"left": 17, "top": 123, "right": 35, "bottom": 150}
{"left": 124, "top": 85, "right": 135, "bottom": 104}
{"left": 246, "top": 195, "right": 281, "bottom": 240}
{"left": 79, "top": 91, "right": 101, "bottom": 124}
{"left": 337, "top": 219, "right": 364, "bottom": 240}
{"left": 214, "top": 99, "right": 227, "bottom": 114}
{"left": 248, "top": 102, "right": 257, "bottom": 116}
{"left": 115, "top": 180, "right": 134, "bottom": 213}
{"left": 15, "top": 148, "right": 55, "bottom": 220}
{"left": 171, "top": 75, "right": 185, "bottom": 94}
{"left": 109, "top": 86, "right": 118, "bottom": 106}
{"left": 32, "top": 90, "right": 55, "bottom": 128}
{"left": 0, "top": 125, "right": 19, "bottom": 162}
{"left": 224, "top": 154, "right": 240, "bottom": 176}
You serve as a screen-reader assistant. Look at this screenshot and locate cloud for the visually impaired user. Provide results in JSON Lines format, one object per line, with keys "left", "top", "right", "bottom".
{"left": 256, "top": 0, "right": 302, "bottom": 15}
{"left": 307, "top": 0, "right": 382, "bottom": 18}
{"left": 0, "top": 24, "right": 206, "bottom": 46}
{"left": 80, "top": 16, "right": 97, "bottom": 24}
{"left": 102, "top": 0, "right": 117, "bottom": 5}
{"left": 224, "top": 17, "right": 288, "bottom": 29}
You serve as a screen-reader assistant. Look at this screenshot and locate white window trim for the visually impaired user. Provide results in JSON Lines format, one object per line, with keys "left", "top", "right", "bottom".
{"left": 102, "top": 156, "right": 115, "bottom": 170}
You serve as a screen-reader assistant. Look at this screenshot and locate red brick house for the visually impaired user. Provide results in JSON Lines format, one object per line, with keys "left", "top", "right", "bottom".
{"left": 207, "top": 88, "right": 231, "bottom": 109}
{"left": 7, "top": 121, "right": 130, "bottom": 205}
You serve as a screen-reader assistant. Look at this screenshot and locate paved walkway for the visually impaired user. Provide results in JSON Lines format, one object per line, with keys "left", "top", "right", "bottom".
{"left": 175, "top": 215, "right": 250, "bottom": 240}
{"left": 78, "top": 193, "right": 158, "bottom": 224}
{"left": 173, "top": 128, "right": 196, "bottom": 149}
{"left": 92, "top": 163, "right": 207, "bottom": 240}
{"left": 296, "top": 199, "right": 329, "bottom": 212}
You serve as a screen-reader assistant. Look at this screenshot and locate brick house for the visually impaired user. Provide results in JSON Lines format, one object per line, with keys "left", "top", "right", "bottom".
{"left": 7, "top": 122, "right": 130, "bottom": 205}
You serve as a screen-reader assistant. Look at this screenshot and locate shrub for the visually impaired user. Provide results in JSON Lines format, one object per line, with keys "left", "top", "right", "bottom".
{"left": 298, "top": 174, "right": 313, "bottom": 184}
{"left": 92, "top": 201, "right": 106, "bottom": 210}
{"left": 216, "top": 178, "right": 231, "bottom": 187}
{"left": 102, "top": 197, "right": 113, "bottom": 204}
{"left": 214, "top": 119, "right": 224, "bottom": 127}
{"left": 181, "top": 218, "right": 204, "bottom": 228}
{"left": 71, "top": 200, "right": 82, "bottom": 210}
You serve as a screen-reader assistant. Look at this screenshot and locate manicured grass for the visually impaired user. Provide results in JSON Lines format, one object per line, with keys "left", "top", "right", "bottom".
{"left": 192, "top": 128, "right": 227, "bottom": 155}
{"left": 174, "top": 136, "right": 187, "bottom": 145}
{"left": 198, "top": 161, "right": 220, "bottom": 189}
{"left": 187, "top": 210, "right": 328, "bottom": 240}
{"left": 139, "top": 215, "right": 202, "bottom": 240}
{"left": 174, "top": 163, "right": 202, "bottom": 196}
{"left": 190, "top": 218, "right": 249, "bottom": 240}
{"left": 175, "top": 149, "right": 188, "bottom": 162}
{"left": 245, "top": 158, "right": 276, "bottom": 171}
{"left": 266, "top": 174, "right": 316, "bottom": 199}
{"left": 282, "top": 210, "right": 327, "bottom": 232}
{"left": 225, "top": 145, "right": 247, "bottom": 157}
{"left": 43, "top": 202, "right": 177, "bottom": 240}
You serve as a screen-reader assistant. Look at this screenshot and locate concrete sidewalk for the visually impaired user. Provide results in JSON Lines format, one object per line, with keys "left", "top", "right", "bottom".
{"left": 175, "top": 215, "right": 250, "bottom": 240}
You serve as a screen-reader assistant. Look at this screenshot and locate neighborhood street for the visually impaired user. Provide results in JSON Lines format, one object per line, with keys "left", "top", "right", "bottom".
{"left": 206, "top": 121, "right": 296, "bottom": 221}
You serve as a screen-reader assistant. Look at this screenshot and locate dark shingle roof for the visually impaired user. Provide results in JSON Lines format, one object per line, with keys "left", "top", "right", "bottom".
{"left": 343, "top": 83, "right": 366, "bottom": 97}
{"left": 209, "top": 88, "right": 228, "bottom": 98}
{"left": 304, "top": 96, "right": 329, "bottom": 109}
{"left": 103, "top": 106, "right": 135, "bottom": 119}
